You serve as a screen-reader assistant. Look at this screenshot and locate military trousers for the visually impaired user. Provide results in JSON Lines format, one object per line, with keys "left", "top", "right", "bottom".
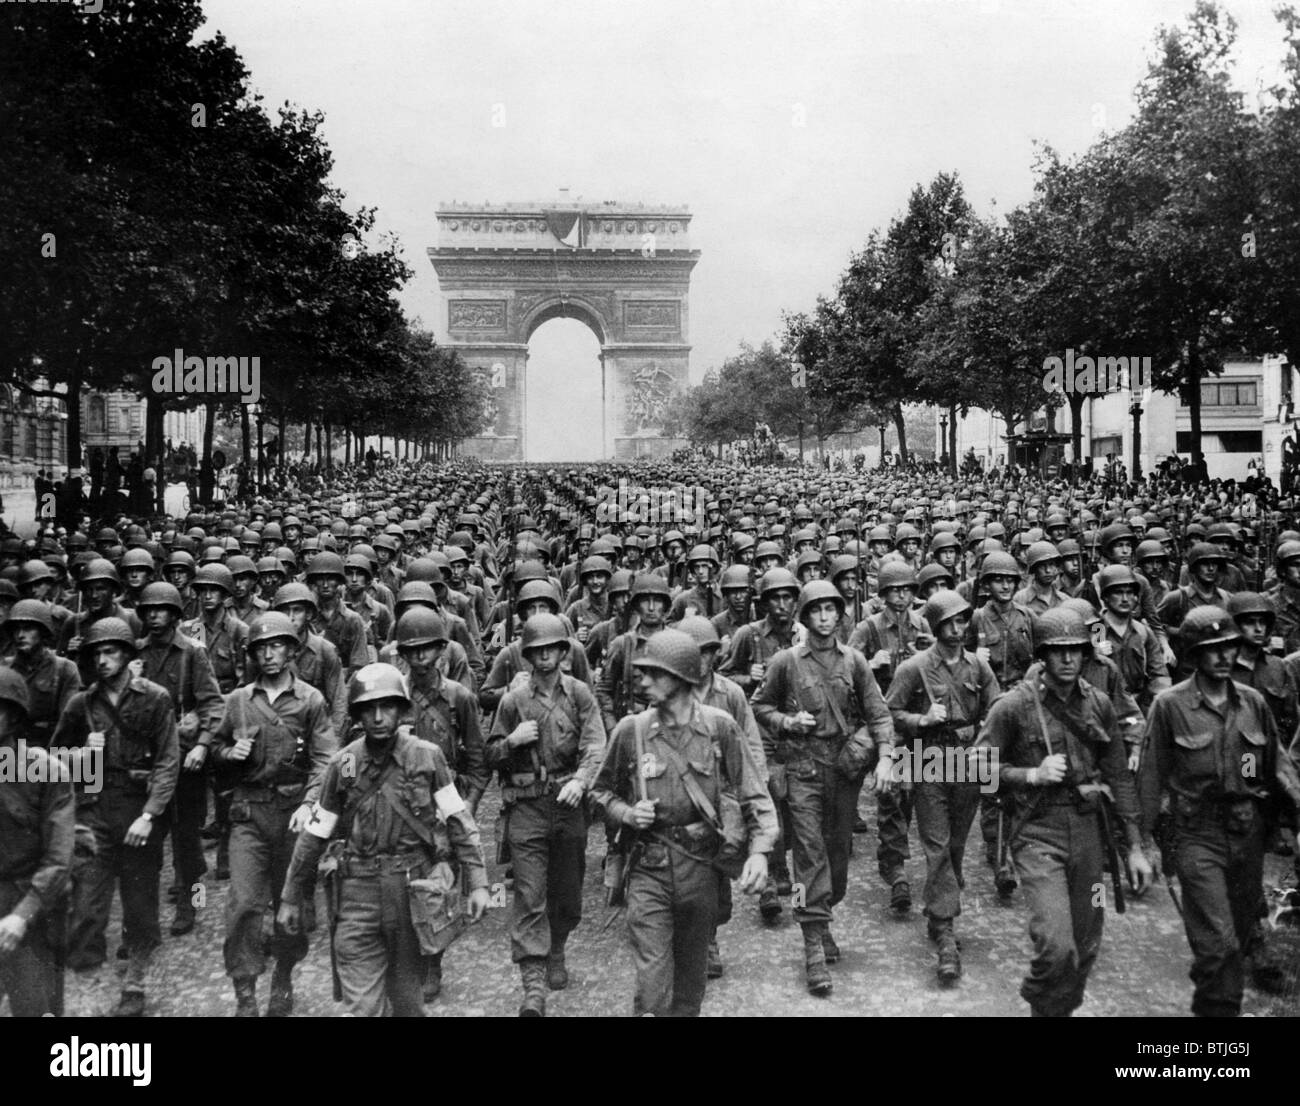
{"left": 627, "top": 839, "right": 720, "bottom": 1017}
{"left": 788, "top": 760, "right": 859, "bottom": 923}
{"left": 0, "top": 880, "right": 57, "bottom": 1016}
{"left": 333, "top": 870, "right": 426, "bottom": 1017}
{"left": 67, "top": 788, "right": 167, "bottom": 986}
{"left": 223, "top": 791, "right": 309, "bottom": 980}
{"left": 876, "top": 786, "right": 915, "bottom": 885}
{"left": 1173, "top": 803, "right": 1265, "bottom": 1018}
{"left": 1012, "top": 800, "right": 1105, "bottom": 1016}
{"left": 169, "top": 768, "right": 208, "bottom": 893}
{"left": 914, "top": 774, "right": 980, "bottom": 920}
{"left": 504, "top": 792, "right": 588, "bottom": 962}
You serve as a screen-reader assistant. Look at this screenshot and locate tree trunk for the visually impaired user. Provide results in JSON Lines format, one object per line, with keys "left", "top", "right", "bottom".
{"left": 1067, "top": 392, "right": 1085, "bottom": 466}
{"left": 325, "top": 419, "right": 333, "bottom": 470}
{"left": 240, "top": 403, "right": 251, "bottom": 481}
{"left": 65, "top": 367, "right": 82, "bottom": 472}
{"left": 946, "top": 402, "right": 958, "bottom": 475}
{"left": 256, "top": 408, "right": 265, "bottom": 493}
{"left": 1186, "top": 355, "right": 1203, "bottom": 476}
{"left": 891, "top": 404, "right": 909, "bottom": 465}
{"left": 200, "top": 400, "right": 216, "bottom": 506}
{"left": 277, "top": 406, "right": 286, "bottom": 480}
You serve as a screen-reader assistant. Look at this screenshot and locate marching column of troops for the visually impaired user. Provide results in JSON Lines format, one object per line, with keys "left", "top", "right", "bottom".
{"left": 1, "top": 462, "right": 1299, "bottom": 1018}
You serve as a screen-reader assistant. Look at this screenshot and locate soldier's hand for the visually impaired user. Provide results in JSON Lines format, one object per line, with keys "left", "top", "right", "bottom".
{"left": 178, "top": 711, "right": 200, "bottom": 739}
{"left": 229, "top": 737, "right": 254, "bottom": 762}
{"left": 738, "top": 852, "right": 768, "bottom": 895}
{"left": 975, "top": 646, "right": 991, "bottom": 664}
{"left": 720, "top": 634, "right": 731, "bottom": 654}
{"left": 872, "top": 753, "right": 895, "bottom": 794}
{"left": 786, "top": 710, "right": 816, "bottom": 735}
{"left": 183, "top": 745, "right": 207, "bottom": 772}
{"left": 467, "top": 886, "right": 491, "bottom": 921}
{"left": 922, "top": 702, "right": 948, "bottom": 726}
{"left": 1162, "top": 643, "right": 1175, "bottom": 666}
{"left": 576, "top": 625, "right": 590, "bottom": 644}
{"left": 1127, "top": 749, "right": 1141, "bottom": 773}
{"left": 623, "top": 797, "right": 658, "bottom": 829}
{"left": 1127, "top": 845, "right": 1154, "bottom": 894}
{"left": 1033, "top": 753, "right": 1067, "bottom": 785}
{"left": 870, "top": 649, "right": 892, "bottom": 669}
{"left": 508, "top": 720, "right": 539, "bottom": 748}
{"left": 288, "top": 803, "right": 312, "bottom": 833}
{"left": 749, "top": 662, "right": 766, "bottom": 683}
{"left": 0, "top": 913, "right": 27, "bottom": 955}
{"left": 124, "top": 815, "right": 153, "bottom": 847}
{"left": 276, "top": 902, "right": 301, "bottom": 935}
{"left": 86, "top": 730, "right": 106, "bottom": 750}
{"left": 556, "top": 779, "right": 584, "bottom": 807}
{"left": 1094, "top": 638, "right": 1113, "bottom": 658}
{"left": 66, "top": 635, "right": 83, "bottom": 656}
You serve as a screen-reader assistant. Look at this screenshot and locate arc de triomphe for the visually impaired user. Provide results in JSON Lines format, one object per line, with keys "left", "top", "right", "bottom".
{"left": 428, "top": 201, "right": 699, "bottom": 461}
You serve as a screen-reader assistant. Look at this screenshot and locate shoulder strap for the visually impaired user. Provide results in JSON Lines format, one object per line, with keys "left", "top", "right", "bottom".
{"left": 653, "top": 723, "right": 722, "bottom": 830}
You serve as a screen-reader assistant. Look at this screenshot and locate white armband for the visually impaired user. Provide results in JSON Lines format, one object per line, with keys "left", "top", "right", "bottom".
{"left": 435, "top": 782, "right": 467, "bottom": 820}
{"left": 305, "top": 802, "right": 338, "bottom": 838}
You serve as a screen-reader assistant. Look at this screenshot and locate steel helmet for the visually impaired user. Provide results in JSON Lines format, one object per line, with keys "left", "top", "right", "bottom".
{"left": 6, "top": 599, "right": 54, "bottom": 638}
{"left": 928, "top": 532, "right": 961, "bottom": 555}
{"left": 272, "top": 582, "right": 318, "bottom": 612}
{"left": 630, "top": 574, "right": 673, "bottom": 604}
{"left": 877, "top": 562, "right": 918, "bottom": 591}
{"left": 193, "top": 564, "right": 235, "bottom": 596}
{"left": 608, "top": 569, "right": 634, "bottom": 597}
{"left": 758, "top": 568, "right": 800, "bottom": 598}
{"left": 225, "top": 554, "right": 258, "bottom": 578}
{"left": 348, "top": 663, "right": 411, "bottom": 712}
{"left": 343, "top": 552, "right": 375, "bottom": 579}
{"left": 1186, "top": 542, "right": 1228, "bottom": 569}
{"left": 1097, "top": 564, "right": 1138, "bottom": 594}
{"left": 136, "top": 582, "right": 184, "bottom": 616}
{"left": 395, "top": 581, "right": 440, "bottom": 610}
{"left": 1274, "top": 540, "right": 1300, "bottom": 567}
{"left": 396, "top": 608, "right": 449, "bottom": 649}
{"left": 79, "top": 558, "right": 121, "bottom": 590}
{"left": 306, "top": 552, "right": 347, "bottom": 581}
{"left": 797, "top": 580, "right": 845, "bottom": 620}
{"left": 520, "top": 612, "right": 570, "bottom": 653}
{"left": 1226, "top": 592, "right": 1274, "bottom": 625}
{"left": 120, "top": 547, "right": 156, "bottom": 573}
{"left": 0, "top": 666, "right": 29, "bottom": 716}
{"left": 917, "top": 563, "right": 954, "bottom": 592}
{"left": 923, "top": 590, "right": 971, "bottom": 633}
{"left": 16, "top": 559, "right": 54, "bottom": 587}
{"left": 795, "top": 549, "right": 824, "bottom": 573}
{"left": 1025, "top": 541, "right": 1062, "bottom": 572}
{"left": 82, "top": 617, "right": 138, "bottom": 654}
{"left": 686, "top": 543, "right": 720, "bottom": 566}
{"left": 676, "top": 615, "right": 721, "bottom": 650}
{"left": 1056, "top": 538, "right": 1082, "bottom": 560}
{"left": 247, "top": 612, "right": 299, "bottom": 649}
{"left": 1134, "top": 540, "right": 1167, "bottom": 564}
{"left": 515, "top": 579, "right": 562, "bottom": 615}
{"left": 720, "top": 565, "right": 752, "bottom": 591}
{"left": 978, "top": 552, "right": 1021, "bottom": 581}
{"left": 165, "top": 550, "right": 197, "bottom": 577}
{"left": 1178, "top": 606, "right": 1240, "bottom": 652}
{"left": 631, "top": 628, "right": 703, "bottom": 685}
{"left": 1032, "top": 608, "right": 1092, "bottom": 655}
{"left": 754, "top": 541, "right": 784, "bottom": 563}
{"left": 579, "top": 555, "right": 613, "bottom": 579}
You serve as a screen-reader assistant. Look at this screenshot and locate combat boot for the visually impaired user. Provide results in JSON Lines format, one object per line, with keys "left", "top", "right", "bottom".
{"left": 933, "top": 922, "right": 961, "bottom": 985}
{"left": 546, "top": 940, "right": 569, "bottom": 991}
{"left": 821, "top": 926, "right": 840, "bottom": 964}
{"left": 1247, "top": 928, "right": 1287, "bottom": 995}
{"left": 233, "top": 978, "right": 259, "bottom": 1017}
{"left": 111, "top": 990, "right": 145, "bottom": 1018}
{"left": 706, "top": 939, "right": 724, "bottom": 979}
{"left": 770, "top": 854, "right": 793, "bottom": 896}
{"left": 170, "top": 900, "right": 196, "bottom": 936}
{"left": 215, "top": 836, "right": 231, "bottom": 881}
{"left": 890, "top": 879, "right": 912, "bottom": 915}
{"left": 759, "top": 877, "right": 783, "bottom": 921}
{"left": 266, "top": 961, "right": 294, "bottom": 1017}
{"left": 519, "top": 958, "right": 547, "bottom": 1017}
{"left": 801, "top": 923, "right": 832, "bottom": 997}
{"left": 423, "top": 953, "right": 444, "bottom": 1002}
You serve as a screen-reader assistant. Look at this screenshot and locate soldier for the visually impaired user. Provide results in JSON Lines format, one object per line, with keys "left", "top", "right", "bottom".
{"left": 1093, "top": 565, "right": 1170, "bottom": 766}
{"left": 885, "top": 590, "right": 1000, "bottom": 984}
{"left": 4, "top": 599, "right": 81, "bottom": 748}
{"left": 0, "top": 669, "right": 74, "bottom": 1016}
{"left": 1266, "top": 540, "right": 1300, "bottom": 654}
{"left": 563, "top": 555, "right": 613, "bottom": 645}
{"left": 710, "top": 564, "right": 755, "bottom": 658}
{"left": 849, "top": 560, "right": 930, "bottom": 912}
{"left": 590, "top": 630, "right": 774, "bottom": 1016}
{"left": 210, "top": 612, "right": 335, "bottom": 1016}
{"left": 967, "top": 550, "right": 1034, "bottom": 896}
{"left": 584, "top": 568, "right": 633, "bottom": 674}
{"left": 973, "top": 608, "right": 1152, "bottom": 1017}
{"left": 1227, "top": 593, "right": 1298, "bottom": 743}
{"left": 163, "top": 550, "right": 201, "bottom": 621}
{"left": 55, "top": 558, "right": 143, "bottom": 685}
{"left": 306, "top": 552, "right": 370, "bottom": 679}
{"left": 182, "top": 565, "right": 250, "bottom": 695}
{"left": 342, "top": 551, "right": 393, "bottom": 663}
{"left": 51, "top": 618, "right": 180, "bottom": 1016}
{"left": 134, "top": 581, "right": 226, "bottom": 937}
{"left": 481, "top": 580, "right": 590, "bottom": 711}
{"left": 678, "top": 616, "right": 767, "bottom": 980}
{"left": 277, "top": 664, "right": 491, "bottom": 1018}
{"left": 752, "top": 581, "right": 896, "bottom": 995}
{"left": 226, "top": 555, "right": 268, "bottom": 625}
{"left": 264, "top": 582, "right": 349, "bottom": 740}
{"left": 486, "top": 613, "right": 606, "bottom": 1016}
{"left": 1141, "top": 607, "right": 1300, "bottom": 1017}
{"left": 1158, "top": 543, "right": 1232, "bottom": 676}
{"left": 599, "top": 574, "right": 675, "bottom": 733}
{"left": 667, "top": 544, "right": 723, "bottom": 621}
{"left": 1015, "top": 542, "right": 1068, "bottom": 614}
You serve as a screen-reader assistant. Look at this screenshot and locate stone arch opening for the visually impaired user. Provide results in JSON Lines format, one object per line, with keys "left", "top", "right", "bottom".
{"left": 525, "top": 317, "right": 605, "bottom": 461}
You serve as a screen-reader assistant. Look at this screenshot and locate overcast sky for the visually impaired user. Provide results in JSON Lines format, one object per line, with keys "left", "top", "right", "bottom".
{"left": 198, "top": 0, "right": 1289, "bottom": 459}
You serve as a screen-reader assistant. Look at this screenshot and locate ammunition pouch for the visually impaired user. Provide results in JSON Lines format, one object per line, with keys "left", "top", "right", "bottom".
{"left": 407, "top": 860, "right": 466, "bottom": 956}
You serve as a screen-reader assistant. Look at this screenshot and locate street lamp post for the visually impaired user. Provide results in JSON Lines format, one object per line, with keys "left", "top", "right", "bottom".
{"left": 939, "top": 414, "right": 949, "bottom": 471}
{"left": 1129, "top": 395, "right": 1142, "bottom": 481}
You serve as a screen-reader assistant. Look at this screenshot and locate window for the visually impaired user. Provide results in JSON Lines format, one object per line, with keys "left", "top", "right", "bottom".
{"left": 1091, "top": 436, "right": 1121, "bottom": 459}
{"left": 87, "top": 395, "right": 106, "bottom": 434}
{"left": 1176, "top": 431, "right": 1262, "bottom": 453}
{"left": 1198, "top": 381, "right": 1257, "bottom": 407}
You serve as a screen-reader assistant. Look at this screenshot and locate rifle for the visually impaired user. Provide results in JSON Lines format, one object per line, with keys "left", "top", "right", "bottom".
{"left": 605, "top": 708, "right": 650, "bottom": 909}
{"left": 1153, "top": 808, "right": 1183, "bottom": 918}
